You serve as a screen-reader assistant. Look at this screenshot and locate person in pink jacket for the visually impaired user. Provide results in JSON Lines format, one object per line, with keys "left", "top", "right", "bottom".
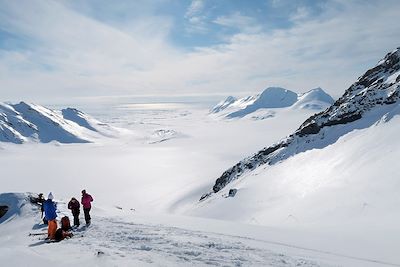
{"left": 81, "top": 189, "right": 93, "bottom": 225}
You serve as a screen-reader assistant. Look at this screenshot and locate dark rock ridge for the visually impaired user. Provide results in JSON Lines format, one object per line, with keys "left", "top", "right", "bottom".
{"left": 200, "top": 47, "right": 400, "bottom": 201}
{"left": 0, "top": 206, "right": 8, "bottom": 219}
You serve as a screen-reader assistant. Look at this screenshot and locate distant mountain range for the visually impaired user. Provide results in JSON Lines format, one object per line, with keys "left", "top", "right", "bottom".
{"left": 201, "top": 47, "right": 400, "bottom": 200}
{"left": 0, "top": 102, "right": 117, "bottom": 144}
{"left": 210, "top": 87, "right": 334, "bottom": 119}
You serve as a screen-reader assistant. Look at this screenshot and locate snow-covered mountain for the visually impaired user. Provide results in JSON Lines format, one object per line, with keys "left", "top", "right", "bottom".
{"left": 210, "top": 87, "right": 334, "bottom": 119}
{"left": 291, "top": 87, "right": 334, "bottom": 110}
{"left": 201, "top": 47, "right": 400, "bottom": 200}
{"left": 0, "top": 102, "right": 117, "bottom": 144}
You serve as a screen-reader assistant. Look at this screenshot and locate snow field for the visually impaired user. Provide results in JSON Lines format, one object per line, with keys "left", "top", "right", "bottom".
{"left": 1, "top": 101, "right": 399, "bottom": 266}
{"left": 0, "top": 193, "right": 382, "bottom": 266}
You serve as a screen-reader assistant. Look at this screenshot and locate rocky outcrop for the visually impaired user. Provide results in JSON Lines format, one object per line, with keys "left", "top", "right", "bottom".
{"left": 201, "top": 47, "right": 400, "bottom": 200}
{"left": 0, "top": 206, "right": 8, "bottom": 219}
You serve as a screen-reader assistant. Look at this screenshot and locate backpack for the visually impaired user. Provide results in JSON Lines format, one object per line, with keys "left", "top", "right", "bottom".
{"left": 55, "top": 228, "right": 64, "bottom": 242}
{"left": 61, "top": 216, "right": 71, "bottom": 231}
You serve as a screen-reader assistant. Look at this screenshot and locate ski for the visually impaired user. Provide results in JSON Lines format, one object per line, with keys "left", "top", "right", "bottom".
{"left": 28, "top": 232, "right": 47, "bottom": 236}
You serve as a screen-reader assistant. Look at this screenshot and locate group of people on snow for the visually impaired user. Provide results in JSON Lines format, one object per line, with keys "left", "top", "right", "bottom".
{"left": 33, "top": 189, "right": 93, "bottom": 241}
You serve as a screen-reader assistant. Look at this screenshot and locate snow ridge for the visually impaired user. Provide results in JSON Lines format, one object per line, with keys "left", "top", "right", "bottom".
{"left": 292, "top": 88, "right": 334, "bottom": 110}
{"left": 0, "top": 102, "right": 115, "bottom": 144}
{"left": 210, "top": 96, "right": 237, "bottom": 113}
{"left": 201, "top": 47, "right": 400, "bottom": 200}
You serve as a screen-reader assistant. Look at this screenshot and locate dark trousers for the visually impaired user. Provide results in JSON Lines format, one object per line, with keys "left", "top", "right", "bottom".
{"left": 83, "top": 207, "right": 91, "bottom": 224}
{"left": 73, "top": 213, "right": 80, "bottom": 226}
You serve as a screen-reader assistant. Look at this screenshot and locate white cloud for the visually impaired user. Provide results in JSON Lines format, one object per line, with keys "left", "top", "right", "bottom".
{"left": 1, "top": 0, "right": 400, "bottom": 102}
{"left": 290, "top": 6, "right": 311, "bottom": 22}
{"left": 214, "top": 12, "right": 262, "bottom": 34}
{"left": 184, "top": 0, "right": 209, "bottom": 33}
{"left": 185, "top": 0, "right": 205, "bottom": 18}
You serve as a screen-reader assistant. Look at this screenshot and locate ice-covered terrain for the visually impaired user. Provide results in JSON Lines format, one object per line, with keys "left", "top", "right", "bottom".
{"left": 210, "top": 87, "right": 334, "bottom": 119}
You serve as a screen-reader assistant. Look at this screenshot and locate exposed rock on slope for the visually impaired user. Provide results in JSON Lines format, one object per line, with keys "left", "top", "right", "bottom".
{"left": 201, "top": 47, "right": 400, "bottom": 200}
{"left": 0, "top": 102, "right": 115, "bottom": 144}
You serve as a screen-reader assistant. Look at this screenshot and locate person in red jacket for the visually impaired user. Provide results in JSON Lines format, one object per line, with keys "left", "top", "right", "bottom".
{"left": 81, "top": 189, "right": 93, "bottom": 225}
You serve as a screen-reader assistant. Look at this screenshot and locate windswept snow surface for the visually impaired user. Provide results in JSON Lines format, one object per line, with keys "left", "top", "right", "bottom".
{"left": 0, "top": 193, "right": 390, "bottom": 267}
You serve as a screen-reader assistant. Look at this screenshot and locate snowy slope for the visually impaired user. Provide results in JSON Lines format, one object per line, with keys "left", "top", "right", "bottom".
{"left": 183, "top": 47, "right": 400, "bottom": 266}
{"left": 210, "top": 87, "right": 334, "bottom": 119}
{"left": 0, "top": 102, "right": 119, "bottom": 144}
{"left": 201, "top": 47, "right": 400, "bottom": 198}
{"left": 0, "top": 193, "right": 389, "bottom": 266}
{"left": 291, "top": 88, "right": 334, "bottom": 110}
{"left": 190, "top": 108, "right": 400, "bottom": 264}
{"left": 209, "top": 96, "right": 237, "bottom": 113}
{"left": 61, "top": 107, "right": 120, "bottom": 138}
{"left": 227, "top": 87, "right": 298, "bottom": 118}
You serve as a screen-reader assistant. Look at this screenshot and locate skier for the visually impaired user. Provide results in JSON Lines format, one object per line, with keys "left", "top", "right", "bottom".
{"left": 43, "top": 192, "right": 57, "bottom": 240}
{"left": 81, "top": 189, "right": 93, "bottom": 225}
{"left": 67, "top": 197, "right": 80, "bottom": 227}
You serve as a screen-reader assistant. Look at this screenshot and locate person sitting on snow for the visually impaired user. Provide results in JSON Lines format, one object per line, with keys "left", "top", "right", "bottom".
{"left": 43, "top": 192, "right": 57, "bottom": 240}
{"left": 54, "top": 228, "right": 73, "bottom": 242}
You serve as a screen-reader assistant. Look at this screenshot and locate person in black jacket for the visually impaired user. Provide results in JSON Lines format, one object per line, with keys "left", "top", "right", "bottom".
{"left": 68, "top": 197, "right": 80, "bottom": 227}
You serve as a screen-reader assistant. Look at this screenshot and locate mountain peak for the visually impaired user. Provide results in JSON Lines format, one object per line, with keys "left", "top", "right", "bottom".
{"left": 297, "top": 47, "right": 400, "bottom": 136}
{"left": 225, "top": 87, "right": 298, "bottom": 118}
{"left": 210, "top": 96, "right": 237, "bottom": 113}
{"left": 258, "top": 87, "right": 298, "bottom": 106}
{"left": 292, "top": 88, "right": 334, "bottom": 110}
{"left": 377, "top": 47, "right": 400, "bottom": 66}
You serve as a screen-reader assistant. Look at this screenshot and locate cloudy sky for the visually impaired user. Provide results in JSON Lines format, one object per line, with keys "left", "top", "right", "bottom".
{"left": 0, "top": 0, "right": 399, "bottom": 103}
